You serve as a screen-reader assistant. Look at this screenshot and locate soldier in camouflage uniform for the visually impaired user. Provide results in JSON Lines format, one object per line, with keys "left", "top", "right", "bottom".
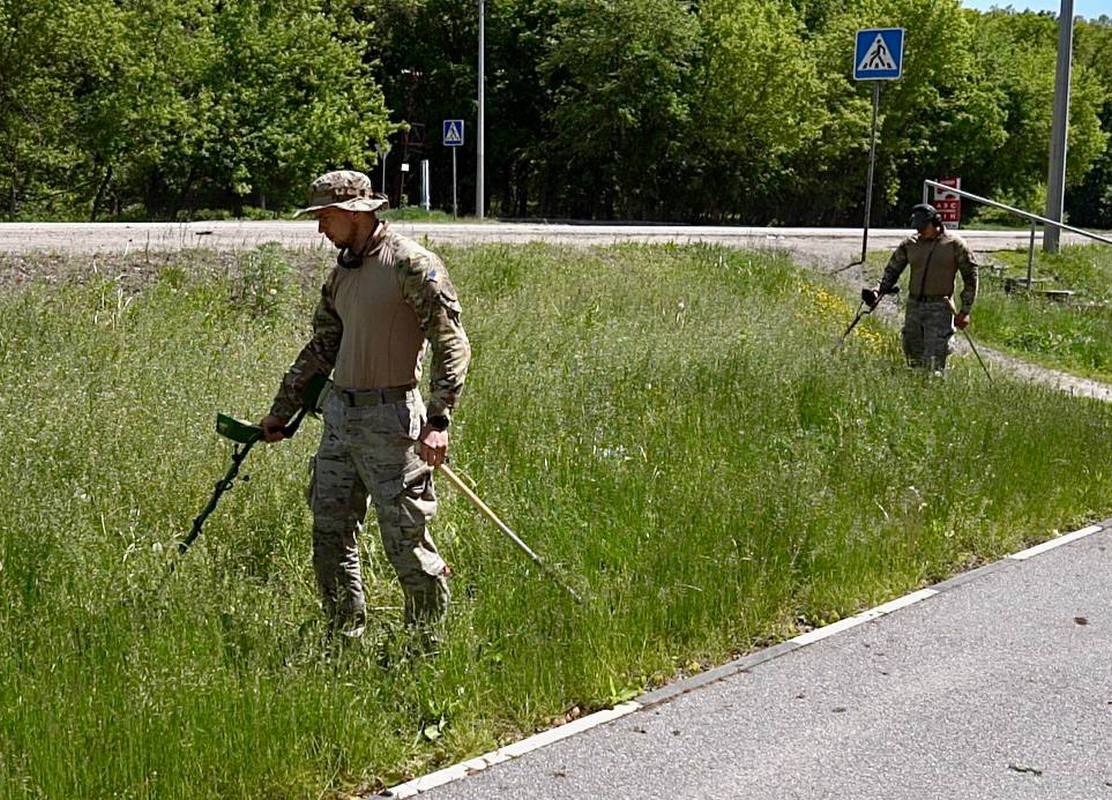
{"left": 258, "top": 170, "right": 471, "bottom": 638}
{"left": 863, "top": 203, "right": 979, "bottom": 372}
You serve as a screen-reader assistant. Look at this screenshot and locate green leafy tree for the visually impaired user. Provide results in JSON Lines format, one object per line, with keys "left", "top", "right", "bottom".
{"left": 788, "top": 0, "right": 1011, "bottom": 225}
{"left": 972, "top": 10, "right": 1107, "bottom": 213}
{"left": 173, "top": 0, "right": 393, "bottom": 216}
{"left": 0, "top": 0, "right": 85, "bottom": 218}
{"left": 680, "top": 0, "right": 825, "bottom": 222}
{"left": 1067, "top": 17, "right": 1112, "bottom": 228}
{"left": 538, "top": 0, "right": 701, "bottom": 219}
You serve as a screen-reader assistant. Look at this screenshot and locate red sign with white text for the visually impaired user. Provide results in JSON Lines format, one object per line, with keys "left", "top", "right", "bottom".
{"left": 934, "top": 177, "right": 961, "bottom": 229}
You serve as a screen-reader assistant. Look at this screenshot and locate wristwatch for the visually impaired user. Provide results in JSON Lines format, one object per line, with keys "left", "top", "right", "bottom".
{"left": 428, "top": 415, "right": 450, "bottom": 432}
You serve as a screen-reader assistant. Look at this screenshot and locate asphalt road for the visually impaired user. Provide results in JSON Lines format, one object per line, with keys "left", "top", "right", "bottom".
{"left": 419, "top": 525, "right": 1112, "bottom": 799}
{"left": 0, "top": 220, "right": 1092, "bottom": 258}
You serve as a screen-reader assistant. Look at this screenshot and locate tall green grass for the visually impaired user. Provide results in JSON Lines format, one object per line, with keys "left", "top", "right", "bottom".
{"left": 973, "top": 244, "right": 1112, "bottom": 381}
{"left": 2, "top": 243, "right": 1111, "bottom": 798}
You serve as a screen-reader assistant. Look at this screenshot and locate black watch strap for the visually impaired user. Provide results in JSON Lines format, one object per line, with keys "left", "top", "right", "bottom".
{"left": 428, "top": 414, "right": 450, "bottom": 431}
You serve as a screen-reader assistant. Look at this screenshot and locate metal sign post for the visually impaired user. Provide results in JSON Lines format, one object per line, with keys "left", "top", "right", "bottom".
{"left": 420, "top": 160, "right": 431, "bottom": 211}
{"left": 860, "top": 81, "right": 881, "bottom": 265}
{"left": 1044, "top": 0, "right": 1074, "bottom": 254}
{"left": 443, "top": 119, "right": 464, "bottom": 218}
{"left": 376, "top": 144, "right": 389, "bottom": 205}
{"left": 852, "top": 28, "right": 905, "bottom": 266}
{"left": 477, "top": 0, "right": 485, "bottom": 219}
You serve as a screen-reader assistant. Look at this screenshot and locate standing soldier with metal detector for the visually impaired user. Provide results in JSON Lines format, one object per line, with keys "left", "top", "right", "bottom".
{"left": 863, "top": 203, "right": 979, "bottom": 373}
{"left": 258, "top": 170, "right": 471, "bottom": 640}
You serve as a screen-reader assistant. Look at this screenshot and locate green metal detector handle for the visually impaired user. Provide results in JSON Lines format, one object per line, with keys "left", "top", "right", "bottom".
{"left": 215, "top": 406, "right": 309, "bottom": 445}
{"left": 177, "top": 375, "right": 329, "bottom": 556}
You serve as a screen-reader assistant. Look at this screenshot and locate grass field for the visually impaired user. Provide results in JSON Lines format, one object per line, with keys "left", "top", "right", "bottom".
{"left": 3, "top": 243, "right": 1112, "bottom": 798}
{"left": 974, "top": 245, "right": 1112, "bottom": 382}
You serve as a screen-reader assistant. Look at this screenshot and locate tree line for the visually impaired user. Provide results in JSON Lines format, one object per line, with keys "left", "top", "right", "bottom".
{"left": 2, "top": 0, "right": 1110, "bottom": 227}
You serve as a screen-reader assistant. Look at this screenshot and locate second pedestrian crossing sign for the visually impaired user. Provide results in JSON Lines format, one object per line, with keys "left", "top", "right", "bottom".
{"left": 854, "top": 28, "right": 904, "bottom": 81}
{"left": 443, "top": 119, "right": 465, "bottom": 147}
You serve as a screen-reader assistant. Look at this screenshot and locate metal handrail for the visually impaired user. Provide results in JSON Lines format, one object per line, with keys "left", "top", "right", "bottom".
{"left": 922, "top": 180, "right": 1112, "bottom": 247}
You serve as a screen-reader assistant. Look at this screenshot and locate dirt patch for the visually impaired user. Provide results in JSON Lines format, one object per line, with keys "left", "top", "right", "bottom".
{"left": 0, "top": 248, "right": 331, "bottom": 294}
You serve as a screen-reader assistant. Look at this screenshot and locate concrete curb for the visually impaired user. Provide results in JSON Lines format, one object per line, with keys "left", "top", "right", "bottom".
{"left": 378, "top": 519, "right": 1108, "bottom": 798}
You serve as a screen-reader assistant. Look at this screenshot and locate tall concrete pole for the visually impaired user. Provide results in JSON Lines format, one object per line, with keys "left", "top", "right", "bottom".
{"left": 477, "top": 0, "right": 485, "bottom": 219}
{"left": 1044, "top": 0, "right": 1074, "bottom": 254}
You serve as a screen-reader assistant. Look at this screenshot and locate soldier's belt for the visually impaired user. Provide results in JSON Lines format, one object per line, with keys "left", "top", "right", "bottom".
{"left": 911, "top": 294, "right": 952, "bottom": 303}
{"left": 337, "top": 385, "right": 417, "bottom": 407}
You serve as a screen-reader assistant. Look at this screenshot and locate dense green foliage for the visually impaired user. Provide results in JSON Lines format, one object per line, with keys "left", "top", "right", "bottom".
{"left": 1, "top": 2, "right": 1110, "bottom": 223}
{"left": 2, "top": 244, "right": 1112, "bottom": 796}
{"left": 0, "top": 0, "right": 392, "bottom": 220}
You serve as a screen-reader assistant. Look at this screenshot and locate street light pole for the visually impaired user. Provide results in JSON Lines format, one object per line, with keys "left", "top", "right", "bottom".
{"left": 1044, "top": 0, "right": 1074, "bottom": 254}
{"left": 477, "top": 0, "right": 485, "bottom": 219}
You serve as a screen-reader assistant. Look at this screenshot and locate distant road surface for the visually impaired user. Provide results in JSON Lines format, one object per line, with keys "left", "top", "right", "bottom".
{"left": 0, "top": 221, "right": 1093, "bottom": 260}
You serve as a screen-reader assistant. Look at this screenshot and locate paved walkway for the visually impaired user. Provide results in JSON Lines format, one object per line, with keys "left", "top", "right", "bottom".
{"left": 395, "top": 522, "right": 1112, "bottom": 799}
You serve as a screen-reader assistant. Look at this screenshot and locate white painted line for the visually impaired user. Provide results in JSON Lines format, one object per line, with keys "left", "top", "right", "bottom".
{"left": 870, "top": 588, "right": 939, "bottom": 616}
{"left": 1008, "top": 525, "right": 1103, "bottom": 561}
{"left": 381, "top": 701, "right": 642, "bottom": 798}
{"left": 791, "top": 612, "right": 876, "bottom": 646}
{"left": 387, "top": 763, "right": 470, "bottom": 798}
{"left": 498, "top": 701, "right": 640, "bottom": 757}
{"left": 383, "top": 521, "right": 1105, "bottom": 798}
{"left": 790, "top": 588, "right": 938, "bottom": 648}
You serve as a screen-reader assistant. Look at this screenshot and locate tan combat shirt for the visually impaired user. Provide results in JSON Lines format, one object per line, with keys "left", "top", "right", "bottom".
{"left": 269, "top": 223, "right": 471, "bottom": 421}
{"left": 879, "top": 230, "right": 979, "bottom": 313}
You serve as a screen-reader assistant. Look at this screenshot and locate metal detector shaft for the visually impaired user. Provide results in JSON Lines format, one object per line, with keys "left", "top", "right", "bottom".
{"left": 946, "top": 298, "right": 993, "bottom": 383}
{"left": 178, "top": 405, "right": 309, "bottom": 556}
{"left": 833, "top": 286, "right": 899, "bottom": 354}
{"left": 833, "top": 301, "right": 868, "bottom": 353}
{"left": 438, "top": 464, "right": 584, "bottom": 604}
{"left": 179, "top": 440, "right": 257, "bottom": 554}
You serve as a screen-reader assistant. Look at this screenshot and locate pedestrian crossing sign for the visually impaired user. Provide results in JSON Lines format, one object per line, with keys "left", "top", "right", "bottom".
{"left": 443, "top": 119, "right": 465, "bottom": 147}
{"left": 854, "top": 28, "right": 904, "bottom": 81}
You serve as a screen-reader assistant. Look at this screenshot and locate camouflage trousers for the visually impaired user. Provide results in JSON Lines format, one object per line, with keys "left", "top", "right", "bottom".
{"left": 307, "top": 387, "right": 449, "bottom": 634}
{"left": 902, "top": 298, "right": 955, "bottom": 371}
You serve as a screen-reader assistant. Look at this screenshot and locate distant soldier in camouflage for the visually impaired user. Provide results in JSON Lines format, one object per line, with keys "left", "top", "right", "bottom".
{"left": 258, "top": 170, "right": 471, "bottom": 638}
{"left": 863, "top": 203, "right": 979, "bottom": 372}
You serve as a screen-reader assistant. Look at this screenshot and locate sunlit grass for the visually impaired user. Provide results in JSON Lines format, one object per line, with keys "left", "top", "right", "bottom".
{"left": 2, "top": 243, "right": 1111, "bottom": 798}
{"left": 973, "top": 245, "right": 1112, "bottom": 382}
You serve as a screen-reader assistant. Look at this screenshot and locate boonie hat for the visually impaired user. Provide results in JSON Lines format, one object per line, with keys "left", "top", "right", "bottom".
{"left": 296, "top": 170, "right": 389, "bottom": 216}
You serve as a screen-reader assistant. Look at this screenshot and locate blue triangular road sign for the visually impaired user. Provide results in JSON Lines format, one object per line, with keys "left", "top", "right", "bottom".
{"left": 854, "top": 28, "right": 904, "bottom": 81}
{"left": 443, "top": 119, "right": 464, "bottom": 146}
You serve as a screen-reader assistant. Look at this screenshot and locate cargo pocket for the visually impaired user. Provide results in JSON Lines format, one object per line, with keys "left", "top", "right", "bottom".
{"left": 393, "top": 397, "right": 424, "bottom": 441}
{"left": 437, "top": 282, "right": 463, "bottom": 320}
{"left": 377, "top": 466, "right": 438, "bottom": 528}
{"left": 414, "top": 534, "right": 449, "bottom": 577}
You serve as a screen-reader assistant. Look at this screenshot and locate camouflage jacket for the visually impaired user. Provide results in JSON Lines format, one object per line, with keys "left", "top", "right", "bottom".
{"left": 879, "top": 230, "right": 979, "bottom": 313}
{"left": 269, "top": 224, "right": 471, "bottom": 422}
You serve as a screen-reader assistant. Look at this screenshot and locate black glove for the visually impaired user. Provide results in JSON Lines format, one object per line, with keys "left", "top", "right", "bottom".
{"left": 861, "top": 287, "right": 880, "bottom": 308}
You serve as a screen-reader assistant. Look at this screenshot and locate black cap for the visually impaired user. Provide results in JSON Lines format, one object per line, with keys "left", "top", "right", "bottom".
{"left": 910, "top": 203, "right": 941, "bottom": 230}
